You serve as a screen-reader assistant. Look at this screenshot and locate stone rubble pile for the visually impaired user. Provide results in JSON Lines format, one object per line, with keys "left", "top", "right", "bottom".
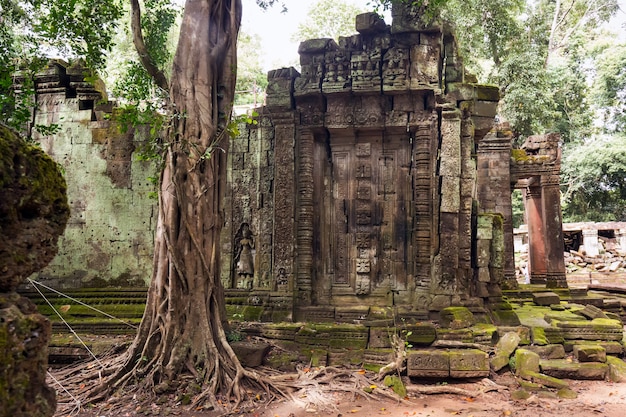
{"left": 516, "top": 240, "right": 626, "bottom": 279}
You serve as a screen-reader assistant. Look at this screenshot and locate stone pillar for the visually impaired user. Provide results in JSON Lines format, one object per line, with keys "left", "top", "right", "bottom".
{"left": 265, "top": 68, "right": 299, "bottom": 315}
{"left": 476, "top": 129, "right": 517, "bottom": 289}
{"left": 296, "top": 129, "right": 315, "bottom": 306}
{"left": 433, "top": 109, "right": 461, "bottom": 303}
{"left": 582, "top": 229, "right": 600, "bottom": 257}
{"left": 524, "top": 185, "right": 547, "bottom": 284}
{"left": 541, "top": 174, "right": 567, "bottom": 288}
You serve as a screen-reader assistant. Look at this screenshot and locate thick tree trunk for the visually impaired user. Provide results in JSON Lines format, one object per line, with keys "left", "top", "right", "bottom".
{"left": 105, "top": 0, "right": 253, "bottom": 406}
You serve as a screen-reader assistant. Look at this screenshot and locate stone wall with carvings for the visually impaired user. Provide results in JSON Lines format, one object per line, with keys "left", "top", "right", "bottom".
{"left": 222, "top": 4, "right": 505, "bottom": 319}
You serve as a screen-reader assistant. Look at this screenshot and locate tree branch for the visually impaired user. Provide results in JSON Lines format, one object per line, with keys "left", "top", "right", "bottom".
{"left": 130, "top": 0, "right": 170, "bottom": 92}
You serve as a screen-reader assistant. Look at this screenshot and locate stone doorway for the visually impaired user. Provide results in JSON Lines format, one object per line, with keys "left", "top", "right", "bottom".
{"left": 312, "top": 132, "right": 413, "bottom": 305}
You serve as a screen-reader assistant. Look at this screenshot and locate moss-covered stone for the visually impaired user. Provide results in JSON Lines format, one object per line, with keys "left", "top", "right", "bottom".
{"left": 0, "top": 294, "right": 56, "bottom": 416}
{"left": 383, "top": 375, "right": 407, "bottom": 398}
{"left": 523, "top": 371, "right": 569, "bottom": 389}
{"left": 514, "top": 348, "right": 540, "bottom": 377}
{"left": 0, "top": 124, "right": 69, "bottom": 291}
{"left": 531, "top": 327, "right": 548, "bottom": 345}
{"left": 439, "top": 306, "right": 475, "bottom": 329}
{"left": 557, "top": 388, "right": 578, "bottom": 399}
{"left": 607, "top": 356, "right": 626, "bottom": 382}
{"left": 540, "top": 359, "right": 608, "bottom": 380}
{"left": 491, "top": 332, "right": 520, "bottom": 372}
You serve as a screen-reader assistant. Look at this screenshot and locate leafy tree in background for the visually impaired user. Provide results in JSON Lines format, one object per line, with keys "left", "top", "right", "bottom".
{"left": 235, "top": 31, "right": 267, "bottom": 106}
{"left": 292, "top": 0, "right": 368, "bottom": 42}
{"left": 561, "top": 134, "right": 626, "bottom": 221}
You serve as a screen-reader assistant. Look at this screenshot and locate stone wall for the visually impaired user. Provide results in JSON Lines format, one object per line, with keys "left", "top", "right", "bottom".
{"left": 221, "top": 3, "right": 506, "bottom": 318}
{"left": 25, "top": 61, "right": 156, "bottom": 289}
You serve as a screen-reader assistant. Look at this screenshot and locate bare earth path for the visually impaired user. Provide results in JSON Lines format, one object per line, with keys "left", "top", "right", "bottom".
{"left": 62, "top": 377, "right": 626, "bottom": 417}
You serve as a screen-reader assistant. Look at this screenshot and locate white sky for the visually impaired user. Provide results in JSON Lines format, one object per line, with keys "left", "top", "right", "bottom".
{"left": 240, "top": 0, "right": 626, "bottom": 72}
{"left": 240, "top": 0, "right": 382, "bottom": 71}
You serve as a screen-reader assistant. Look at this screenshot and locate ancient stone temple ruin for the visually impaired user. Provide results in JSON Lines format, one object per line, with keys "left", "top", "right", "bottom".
{"left": 219, "top": 5, "right": 543, "bottom": 321}
{"left": 22, "top": 4, "right": 569, "bottom": 324}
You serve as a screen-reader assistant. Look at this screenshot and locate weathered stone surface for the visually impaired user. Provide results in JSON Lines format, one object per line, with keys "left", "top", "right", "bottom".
{"left": 0, "top": 124, "right": 69, "bottom": 291}
{"left": 407, "top": 350, "right": 450, "bottom": 378}
{"left": 576, "top": 304, "right": 609, "bottom": 320}
{"left": 449, "top": 349, "right": 489, "bottom": 378}
{"left": 532, "top": 292, "right": 560, "bottom": 306}
{"left": 0, "top": 293, "right": 56, "bottom": 416}
{"left": 573, "top": 344, "right": 606, "bottom": 363}
{"left": 515, "top": 348, "right": 541, "bottom": 377}
{"left": 524, "top": 344, "right": 566, "bottom": 359}
{"left": 523, "top": 371, "right": 569, "bottom": 389}
{"left": 404, "top": 323, "right": 437, "bottom": 346}
{"left": 556, "top": 318, "right": 623, "bottom": 341}
{"left": 231, "top": 341, "right": 271, "bottom": 367}
{"left": 540, "top": 359, "right": 608, "bottom": 380}
{"left": 607, "top": 356, "right": 626, "bottom": 382}
{"left": 439, "top": 306, "right": 475, "bottom": 329}
{"left": 490, "top": 332, "right": 520, "bottom": 372}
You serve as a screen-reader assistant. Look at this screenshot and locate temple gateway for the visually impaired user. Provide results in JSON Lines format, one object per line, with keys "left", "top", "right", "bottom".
{"left": 220, "top": 4, "right": 566, "bottom": 321}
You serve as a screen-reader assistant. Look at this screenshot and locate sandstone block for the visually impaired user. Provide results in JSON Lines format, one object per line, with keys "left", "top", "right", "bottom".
{"left": 490, "top": 332, "right": 520, "bottom": 372}
{"left": 540, "top": 359, "right": 608, "bottom": 380}
{"left": 404, "top": 323, "right": 437, "bottom": 346}
{"left": 532, "top": 292, "right": 560, "bottom": 306}
{"left": 577, "top": 304, "right": 609, "bottom": 320}
{"left": 439, "top": 306, "right": 475, "bottom": 329}
{"left": 449, "top": 349, "right": 489, "bottom": 378}
{"left": 524, "top": 344, "right": 566, "bottom": 359}
{"left": 573, "top": 344, "right": 606, "bottom": 363}
{"left": 407, "top": 350, "right": 449, "bottom": 378}
{"left": 523, "top": 370, "right": 569, "bottom": 389}
{"left": 515, "top": 348, "right": 541, "bottom": 378}
{"left": 607, "top": 356, "right": 626, "bottom": 382}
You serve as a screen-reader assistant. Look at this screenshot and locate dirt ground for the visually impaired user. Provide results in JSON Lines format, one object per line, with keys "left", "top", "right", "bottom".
{"left": 60, "top": 375, "right": 626, "bottom": 417}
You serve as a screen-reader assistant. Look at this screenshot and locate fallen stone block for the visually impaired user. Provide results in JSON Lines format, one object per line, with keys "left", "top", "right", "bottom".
{"left": 524, "top": 344, "right": 566, "bottom": 359}
{"left": 573, "top": 344, "right": 606, "bottom": 363}
{"left": 576, "top": 304, "right": 609, "bottom": 320}
{"left": 515, "top": 348, "right": 540, "bottom": 377}
{"left": 497, "top": 326, "right": 531, "bottom": 345}
{"left": 523, "top": 370, "right": 569, "bottom": 389}
{"left": 540, "top": 359, "right": 608, "bottom": 380}
{"left": 407, "top": 350, "right": 449, "bottom": 378}
{"left": 607, "top": 356, "right": 626, "bottom": 382}
{"left": 532, "top": 292, "right": 560, "bottom": 306}
{"left": 449, "top": 349, "right": 489, "bottom": 378}
{"left": 231, "top": 341, "right": 271, "bottom": 367}
{"left": 490, "top": 332, "right": 520, "bottom": 372}
{"left": 556, "top": 318, "right": 624, "bottom": 341}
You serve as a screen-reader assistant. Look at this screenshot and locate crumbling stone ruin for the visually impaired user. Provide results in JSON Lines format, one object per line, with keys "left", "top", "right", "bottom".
{"left": 220, "top": 4, "right": 537, "bottom": 320}
{"left": 17, "top": 60, "right": 156, "bottom": 289}
{"left": 0, "top": 123, "right": 69, "bottom": 416}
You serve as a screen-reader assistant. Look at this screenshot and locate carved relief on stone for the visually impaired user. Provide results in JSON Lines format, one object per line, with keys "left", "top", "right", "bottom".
{"left": 351, "top": 49, "right": 382, "bottom": 91}
{"left": 323, "top": 50, "right": 351, "bottom": 93}
{"left": 356, "top": 143, "right": 371, "bottom": 157}
{"left": 294, "top": 53, "right": 325, "bottom": 95}
{"left": 234, "top": 223, "right": 255, "bottom": 289}
{"left": 383, "top": 47, "right": 409, "bottom": 91}
{"left": 356, "top": 163, "right": 372, "bottom": 178}
{"left": 356, "top": 258, "right": 371, "bottom": 273}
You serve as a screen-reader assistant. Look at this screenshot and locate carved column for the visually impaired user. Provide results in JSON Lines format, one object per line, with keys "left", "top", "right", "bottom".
{"left": 541, "top": 174, "right": 567, "bottom": 288}
{"left": 524, "top": 184, "right": 547, "bottom": 284}
{"left": 296, "top": 128, "right": 315, "bottom": 306}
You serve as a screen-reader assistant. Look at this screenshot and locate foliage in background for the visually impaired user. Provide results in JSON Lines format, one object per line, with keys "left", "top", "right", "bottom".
{"left": 561, "top": 135, "right": 626, "bottom": 221}
{"left": 235, "top": 32, "right": 267, "bottom": 106}
{"left": 292, "top": 0, "right": 368, "bottom": 42}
